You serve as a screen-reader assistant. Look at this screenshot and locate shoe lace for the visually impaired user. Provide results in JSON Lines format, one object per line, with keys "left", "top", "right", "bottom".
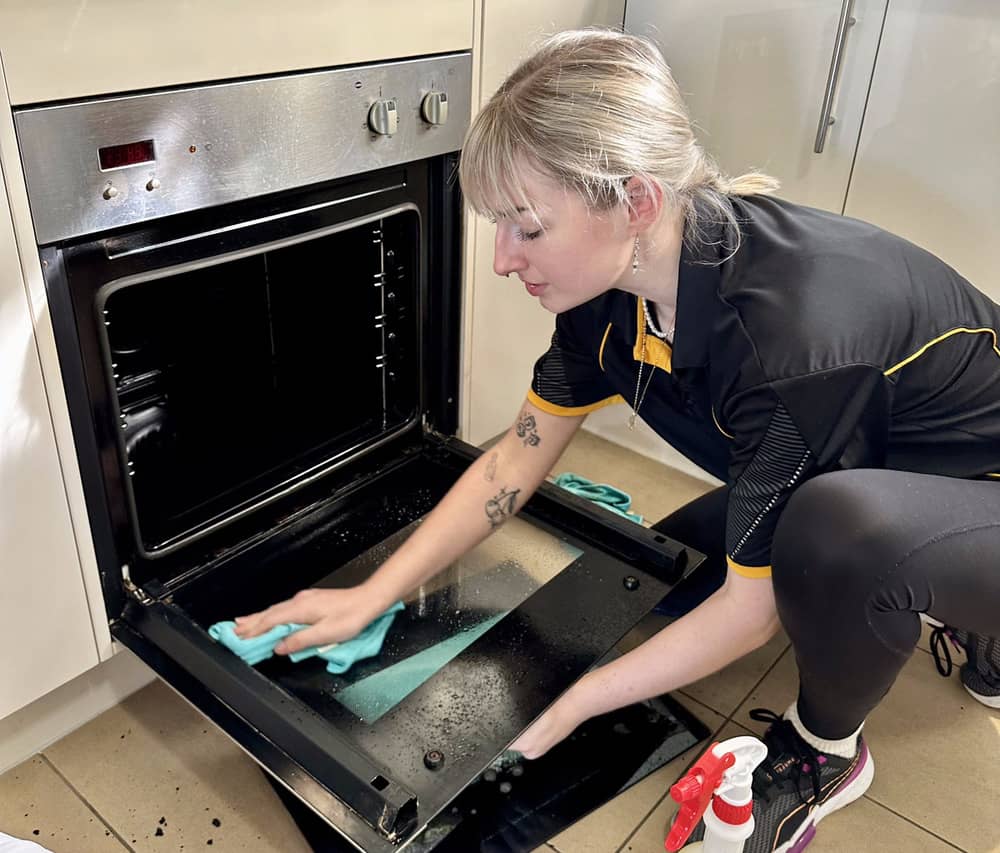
{"left": 748, "top": 708, "right": 823, "bottom": 807}
{"left": 929, "top": 624, "right": 962, "bottom": 677}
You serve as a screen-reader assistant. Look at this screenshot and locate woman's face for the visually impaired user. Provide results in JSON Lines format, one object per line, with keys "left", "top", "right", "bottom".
{"left": 491, "top": 169, "right": 633, "bottom": 314}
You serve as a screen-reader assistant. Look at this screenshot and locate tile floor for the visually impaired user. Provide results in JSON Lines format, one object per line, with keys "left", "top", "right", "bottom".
{"left": 2, "top": 431, "right": 998, "bottom": 852}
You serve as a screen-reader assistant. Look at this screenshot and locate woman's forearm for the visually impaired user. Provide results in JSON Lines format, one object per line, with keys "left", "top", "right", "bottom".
{"left": 568, "top": 574, "right": 781, "bottom": 720}
{"left": 362, "top": 402, "right": 585, "bottom": 610}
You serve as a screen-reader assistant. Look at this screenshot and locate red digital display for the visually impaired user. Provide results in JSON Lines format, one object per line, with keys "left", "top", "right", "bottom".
{"left": 99, "top": 139, "right": 155, "bottom": 171}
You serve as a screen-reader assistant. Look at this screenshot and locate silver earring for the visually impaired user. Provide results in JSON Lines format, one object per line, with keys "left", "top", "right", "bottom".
{"left": 632, "top": 236, "right": 640, "bottom": 274}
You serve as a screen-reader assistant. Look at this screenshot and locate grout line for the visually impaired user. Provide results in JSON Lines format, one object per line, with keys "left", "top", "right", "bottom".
{"left": 39, "top": 754, "right": 136, "bottom": 853}
{"left": 720, "top": 641, "right": 793, "bottom": 729}
{"left": 860, "top": 794, "right": 968, "bottom": 852}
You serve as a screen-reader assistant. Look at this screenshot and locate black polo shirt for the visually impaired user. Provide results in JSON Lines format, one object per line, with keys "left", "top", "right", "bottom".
{"left": 529, "top": 195, "right": 1000, "bottom": 577}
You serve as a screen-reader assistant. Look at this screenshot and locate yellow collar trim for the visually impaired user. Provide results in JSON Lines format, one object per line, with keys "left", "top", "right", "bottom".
{"left": 633, "top": 296, "right": 673, "bottom": 373}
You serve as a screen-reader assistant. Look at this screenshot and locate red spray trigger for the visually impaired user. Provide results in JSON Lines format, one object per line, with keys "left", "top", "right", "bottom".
{"left": 664, "top": 742, "right": 735, "bottom": 851}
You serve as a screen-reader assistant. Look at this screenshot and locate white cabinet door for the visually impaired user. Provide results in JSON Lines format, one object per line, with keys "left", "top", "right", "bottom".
{"left": 844, "top": 1, "right": 1000, "bottom": 301}
{"left": 625, "top": 0, "right": 888, "bottom": 213}
{"left": 463, "top": 0, "right": 626, "bottom": 446}
{"left": 0, "top": 176, "right": 99, "bottom": 719}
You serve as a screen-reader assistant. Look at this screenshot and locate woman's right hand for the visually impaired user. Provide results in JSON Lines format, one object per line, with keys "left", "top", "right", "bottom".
{"left": 232, "top": 585, "right": 384, "bottom": 655}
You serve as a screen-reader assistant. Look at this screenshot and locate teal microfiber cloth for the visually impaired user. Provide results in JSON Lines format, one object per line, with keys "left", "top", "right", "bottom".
{"left": 552, "top": 472, "right": 643, "bottom": 524}
{"left": 208, "top": 601, "right": 405, "bottom": 674}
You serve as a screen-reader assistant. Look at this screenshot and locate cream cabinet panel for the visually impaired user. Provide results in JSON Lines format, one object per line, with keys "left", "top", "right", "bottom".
{"left": 464, "top": 0, "right": 626, "bottom": 446}
{"left": 0, "top": 170, "right": 99, "bottom": 719}
{"left": 625, "top": 0, "right": 888, "bottom": 213}
{"left": 0, "top": 0, "right": 473, "bottom": 105}
{"left": 844, "top": 1, "right": 1000, "bottom": 300}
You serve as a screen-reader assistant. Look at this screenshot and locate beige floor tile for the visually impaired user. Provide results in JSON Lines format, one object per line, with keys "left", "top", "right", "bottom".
{"left": 731, "top": 649, "right": 800, "bottom": 736}
{"left": 44, "top": 680, "right": 312, "bottom": 852}
{"left": 802, "top": 799, "right": 961, "bottom": 853}
{"left": 863, "top": 660, "right": 1000, "bottom": 853}
{"left": 0, "top": 756, "right": 126, "bottom": 852}
{"left": 553, "top": 431, "right": 714, "bottom": 525}
{"left": 548, "top": 707, "right": 726, "bottom": 853}
{"left": 679, "top": 633, "right": 791, "bottom": 720}
{"left": 733, "top": 645, "right": 998, "bottom": 851}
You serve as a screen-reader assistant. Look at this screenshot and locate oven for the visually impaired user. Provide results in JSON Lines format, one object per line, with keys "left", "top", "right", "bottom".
{"left": 14, "top": 52, "right": 705, "bottom": 853}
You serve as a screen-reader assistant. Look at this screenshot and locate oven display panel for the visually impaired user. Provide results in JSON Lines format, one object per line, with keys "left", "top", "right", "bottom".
{"left": 99, "top": 139, "right": 155, "bottom": 171}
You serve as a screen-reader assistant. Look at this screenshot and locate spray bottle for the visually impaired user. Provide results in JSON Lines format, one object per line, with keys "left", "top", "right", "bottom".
{"left": 664, "top": 736, "right": 768, "bottom": 853}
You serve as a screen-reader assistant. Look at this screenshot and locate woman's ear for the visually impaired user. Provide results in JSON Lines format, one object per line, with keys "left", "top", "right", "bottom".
{"left": 624, "top": 175, "right": 664, "bottom": 232}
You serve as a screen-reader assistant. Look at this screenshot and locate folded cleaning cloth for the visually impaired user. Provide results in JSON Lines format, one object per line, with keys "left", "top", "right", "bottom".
{"left": 553, "top": 472, "right": 643, "bottom": 524}
{"left": 208, "top": 601, "right": 405, "bottom": 674}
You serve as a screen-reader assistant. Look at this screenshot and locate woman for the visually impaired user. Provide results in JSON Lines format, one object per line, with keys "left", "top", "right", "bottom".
{"left": 235, "top": 29, "right": 1000, "bottom": 852}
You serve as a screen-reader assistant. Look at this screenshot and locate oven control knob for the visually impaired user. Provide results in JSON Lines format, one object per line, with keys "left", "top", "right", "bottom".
{"left": 368, "top": 99, "right": 398, "bottom": 136}
{"left": 102, "top": 184, "right": 119, "bottom": 200}
{"left": 420, "top": 91, "right": 449, "bottom": 126}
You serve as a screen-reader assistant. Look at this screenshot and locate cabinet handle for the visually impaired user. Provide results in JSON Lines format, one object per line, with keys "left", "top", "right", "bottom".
{"left": 814, "top": 0, "right": 857, "bottom": 154}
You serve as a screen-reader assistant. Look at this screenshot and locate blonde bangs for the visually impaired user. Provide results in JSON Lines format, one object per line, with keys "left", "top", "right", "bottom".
{"left": 458, "top": 99, "right": 543, "bottom": 226}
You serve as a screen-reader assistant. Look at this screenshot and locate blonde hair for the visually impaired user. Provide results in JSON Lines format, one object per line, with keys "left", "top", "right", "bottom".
{"left": 459, "top": 28, "right": 779, "bottom": 256}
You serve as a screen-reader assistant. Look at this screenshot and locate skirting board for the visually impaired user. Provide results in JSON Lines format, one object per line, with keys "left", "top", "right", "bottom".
{"left": 0, "top": 647, "right": 154, "bottom": 774}
{"left": 582, "top": 405, "right": 723, "bottom": 488}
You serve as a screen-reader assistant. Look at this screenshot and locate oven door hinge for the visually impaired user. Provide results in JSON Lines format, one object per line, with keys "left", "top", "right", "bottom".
{"left": 121, "top": 563, "right": 153, "bottom": 605}
{"left": 421, "top": 414, "right": 450, "bottom": 443}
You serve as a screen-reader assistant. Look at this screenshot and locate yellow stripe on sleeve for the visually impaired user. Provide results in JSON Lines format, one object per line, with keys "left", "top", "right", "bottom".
{"left": 727, "top": 557, "right": 773, "bottom": 579}
{"left": 885, "top": 327, "right": 1000, "bottom": 377}
{"left": 527, "top": 389, "right": 625, "bottom": 417}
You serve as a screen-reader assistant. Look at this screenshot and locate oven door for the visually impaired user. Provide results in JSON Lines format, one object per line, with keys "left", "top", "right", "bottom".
{"left": 41, "top": 161, "right": 700, "bottom": 853}
{"left": 116, "top": 439, "right": 698, "bottom": 853}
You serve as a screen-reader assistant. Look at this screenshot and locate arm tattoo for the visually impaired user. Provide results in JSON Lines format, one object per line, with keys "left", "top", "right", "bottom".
{"left": 484, "top": 451, "right": 498, "bottom": 482}
{"left": 485, "top": 486, "right": 521, "bottom": 529}
{"left": 515, "top": 411, "right": 541, "bottom": 447}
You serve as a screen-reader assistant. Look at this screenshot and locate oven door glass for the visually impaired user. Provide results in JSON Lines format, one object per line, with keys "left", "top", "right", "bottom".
{"left": 98, "top": 207, "right": 419, "bottom": 555}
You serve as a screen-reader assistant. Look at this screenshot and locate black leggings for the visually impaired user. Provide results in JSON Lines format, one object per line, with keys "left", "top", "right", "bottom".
{"left": 652, "top": 469, "right": 1000, "bottom": 739}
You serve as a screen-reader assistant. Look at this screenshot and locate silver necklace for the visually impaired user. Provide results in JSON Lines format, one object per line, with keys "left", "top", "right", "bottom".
{"left": 629, "top": 239, "right": 675, "bottom": 429}
{"left": 629, "top": 312, "right": 658, "bottom": 430}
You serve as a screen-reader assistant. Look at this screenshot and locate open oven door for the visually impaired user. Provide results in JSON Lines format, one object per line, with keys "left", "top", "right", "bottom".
{"left": 111, "top": 434, "right": 701, "bottom": 853}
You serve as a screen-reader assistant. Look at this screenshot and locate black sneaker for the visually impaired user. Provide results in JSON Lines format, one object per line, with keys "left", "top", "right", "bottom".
{"left": 929, "top": 620, "right": 1000, "bottom": 709}
{"left": 683, "top": 708, "right": 874, "bottom": 853}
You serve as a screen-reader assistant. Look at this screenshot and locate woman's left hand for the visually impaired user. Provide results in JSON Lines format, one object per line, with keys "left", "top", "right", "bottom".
{"left": 510, "top": 689, "right": 587, "bottom": 759}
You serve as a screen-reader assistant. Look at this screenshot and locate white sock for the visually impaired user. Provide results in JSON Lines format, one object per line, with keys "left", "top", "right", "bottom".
{"left": 784, "top": 702, "right": 863, "bottom": 759}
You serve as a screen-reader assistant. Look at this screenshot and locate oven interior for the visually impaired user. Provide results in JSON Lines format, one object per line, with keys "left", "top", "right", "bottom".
{"left": 102, "top": 206, "right": 420, "bottom": 557}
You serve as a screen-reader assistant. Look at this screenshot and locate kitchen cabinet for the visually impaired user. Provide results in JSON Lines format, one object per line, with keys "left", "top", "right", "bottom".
{"left": 626, "top": 1, "right": 1000, "bottom": 300}
{"left": 624, "top": 0, "right": 889, "bottom": 214}
{"left": 0, "top": 166, "right": 99, "bottom": 720}
{"left": 0, "top": 0, "right": 473, "bottom": 105}
{"left": 843, "top": 0, "right": 1000, "bottom": 301}
{"left": 463, "top": 0, "right": 627, "bottom": 446}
